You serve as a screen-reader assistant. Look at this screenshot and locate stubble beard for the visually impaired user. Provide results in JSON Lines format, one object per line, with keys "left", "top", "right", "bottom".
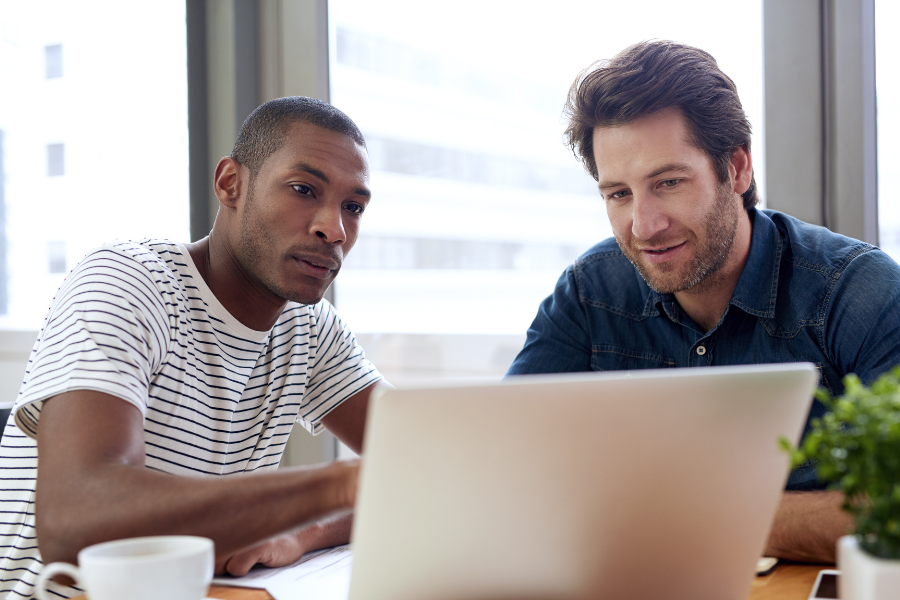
{"left": 617, "top": 184, "right": 740, "bottom": 295}
{"left": 235, "top": 188, "right": 333, "bottom": 306}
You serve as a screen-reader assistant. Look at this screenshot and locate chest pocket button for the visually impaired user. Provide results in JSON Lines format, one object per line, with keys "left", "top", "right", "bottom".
{"left": 696, "top": 345, "right": 707, "bottom": 356}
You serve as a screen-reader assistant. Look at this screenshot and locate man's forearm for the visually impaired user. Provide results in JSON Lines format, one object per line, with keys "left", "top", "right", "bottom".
{"left": 765, "top": 491, "right": 854, "bottom": 563}
{"left": 298, "top": 511, "right": 354, "bottom": 552}
{"left": 37, "top": 459, "right": 357, "bottom": 566}
{"left": 215, "top": 508, "right": 356, "bottom": 576}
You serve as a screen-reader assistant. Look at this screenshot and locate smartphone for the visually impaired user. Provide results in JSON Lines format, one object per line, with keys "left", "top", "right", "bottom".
{"left": 756, "top": 557, "right": 778, "bottom": 576}
{"left": 808, "top": 569, "right": 840, "bottom": 599}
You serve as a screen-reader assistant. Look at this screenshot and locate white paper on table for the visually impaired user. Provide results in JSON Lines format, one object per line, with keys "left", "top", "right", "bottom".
{"left": 211, "top": 544, "right": 352, "bottom": 600}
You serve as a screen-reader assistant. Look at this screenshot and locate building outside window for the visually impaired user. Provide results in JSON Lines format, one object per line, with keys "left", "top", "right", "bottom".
{"left": 44, "top": 43, "right": 62, "bottom": 79}
{"left": 46, "top": 143, "right": 64, "bottom": 177}
{"left": 0, "top": 0, "right": 189, "bottom": 330}
{"left": 876, "top": 0, "right": 899, "bottom": 260}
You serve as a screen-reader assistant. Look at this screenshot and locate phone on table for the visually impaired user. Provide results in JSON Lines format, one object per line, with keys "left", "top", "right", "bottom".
{"left": 808, "top": 569, "right": 840, "bottom": 599}
{"left": 756, "top": 557, "right": 778, "bottom": 576}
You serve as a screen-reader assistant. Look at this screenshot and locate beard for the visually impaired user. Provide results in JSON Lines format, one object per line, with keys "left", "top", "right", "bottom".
{"left": 616, "top": 183, "right": 740, "bottom": 295}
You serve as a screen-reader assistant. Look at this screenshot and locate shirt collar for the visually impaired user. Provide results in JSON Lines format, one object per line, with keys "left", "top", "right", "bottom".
{"left": 643, "top": 208, "right": 781, "bottom": 320}
{"left": 729, "top": 208, "right": 781, "bottom": 319}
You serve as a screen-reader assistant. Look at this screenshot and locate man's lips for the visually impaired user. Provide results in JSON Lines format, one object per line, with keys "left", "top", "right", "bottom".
{"left": 644, "top": 243, "right": 683, "bottom": 253}
{"left": 291, "top": 254, "right": 340, "bottom": 278}
{"left": 637, "top": 241, "right": 687, "bottom": 264}
{"left": 639, "top": 241, "right": 686, "bottom": 254}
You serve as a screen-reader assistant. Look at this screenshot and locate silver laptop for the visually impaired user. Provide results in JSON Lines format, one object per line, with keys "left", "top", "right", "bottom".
{"left": 349, "top": 363, "right": 817, "bottom": 600}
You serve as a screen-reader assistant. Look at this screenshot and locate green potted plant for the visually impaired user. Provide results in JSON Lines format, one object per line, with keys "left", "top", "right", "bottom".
{"left": 782, "top": 367, "right": 900, "bottom": 600}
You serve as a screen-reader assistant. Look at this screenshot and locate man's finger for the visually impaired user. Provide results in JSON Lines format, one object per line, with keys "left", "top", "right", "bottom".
{"left": 225, "top": 547, "right": 267, "bottom": 577}
{"left": 213, "top": 557, "right": 230, "bottom": 575}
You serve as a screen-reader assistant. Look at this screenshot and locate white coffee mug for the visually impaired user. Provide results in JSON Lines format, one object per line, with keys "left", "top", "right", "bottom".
{"left": 35, "top": 535, "right": 214, "bottom": 600}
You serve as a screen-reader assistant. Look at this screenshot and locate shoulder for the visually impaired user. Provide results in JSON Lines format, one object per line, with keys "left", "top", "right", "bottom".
{"left": 54, "top": 238, "right": 191, "bottom": 320}
{"left": 762, "top": 210, "right": 877, "bottom": 274}
{"left": 760, "top": 210, "right": 900, "bottom": 303}
{"left": 70, "top": 238, "right": 186, "bottom": 284}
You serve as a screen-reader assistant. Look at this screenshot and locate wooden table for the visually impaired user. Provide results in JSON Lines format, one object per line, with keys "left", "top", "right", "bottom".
{"left": 749, "top": 563, "right": 824, "bottom": 600}
{"left": 197, "top": 562, "right": 825, "bottom": 600}
{"left": 71, "top": 562, "right": 825, "bottom": 599}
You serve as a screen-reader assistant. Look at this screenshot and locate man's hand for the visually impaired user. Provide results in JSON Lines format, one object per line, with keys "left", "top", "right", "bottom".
{"left": 216, "top": 532, "right": 306, "bottom": 577}
{"left": 765, "top": 491, "right": 854, "bottom": 563}
{"left": 215, "top": 512, "right": 355, "bottom": 576}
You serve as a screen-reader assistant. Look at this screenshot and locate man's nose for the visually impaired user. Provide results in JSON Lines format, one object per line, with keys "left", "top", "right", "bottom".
{"left": 631, "top": 193, "right": 670, "bottom": 241}
{"left": 312, "top": 204, "right": 346, "bottom": 244}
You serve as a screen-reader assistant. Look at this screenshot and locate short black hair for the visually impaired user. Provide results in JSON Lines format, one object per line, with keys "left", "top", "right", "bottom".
{"left": 231, "top": 96, "right": 366, "bottom": 181}
{"left": 564, "top": 40, "right": 758, "bottom": 210}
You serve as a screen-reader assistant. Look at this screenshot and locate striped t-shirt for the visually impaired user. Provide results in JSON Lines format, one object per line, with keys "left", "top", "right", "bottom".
{"left": 0, "top": 239, "right": 381, "bottom": 598}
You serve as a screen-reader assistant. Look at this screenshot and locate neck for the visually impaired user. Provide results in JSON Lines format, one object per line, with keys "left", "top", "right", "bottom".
{"left": 674, "top": 211, "right": 753, "bottom": 333}
{"left": 185, "top": 231, "right": 287, "bottom": 332}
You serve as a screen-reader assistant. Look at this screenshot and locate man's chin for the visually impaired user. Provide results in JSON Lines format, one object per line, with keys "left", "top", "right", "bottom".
{"left": 633, "top": 261, "right": 684, "bottom": 294}
{"left": 643, "top": 278, "right": 682, "bottom": 295}
{"left": 268, "top": 281, "right": 331, "bottom": 306}
{"left": 288, "top": 289, "right": 329, "bottom": 305}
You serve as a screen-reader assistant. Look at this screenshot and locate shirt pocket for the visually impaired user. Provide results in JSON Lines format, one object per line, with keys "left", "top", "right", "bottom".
{"left": 590, "top": 344, "right": 676, "bottom": 371}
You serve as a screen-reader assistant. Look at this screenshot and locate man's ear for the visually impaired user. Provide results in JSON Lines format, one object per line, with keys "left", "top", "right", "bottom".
{"left": 730, "top": 146, "right": 753, "bottom": 196}
{"left": 213, "top": 157, "right": 245, "bottom": 209}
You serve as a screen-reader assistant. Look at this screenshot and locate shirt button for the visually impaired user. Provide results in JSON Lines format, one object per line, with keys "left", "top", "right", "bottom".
{"left": 696, "top": 345, "right": 707, "bottom": 356}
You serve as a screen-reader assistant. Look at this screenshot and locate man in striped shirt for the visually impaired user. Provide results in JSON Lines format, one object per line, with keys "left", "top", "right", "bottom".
{"left": 0, "top": 97, "right": 383, "bottom": 598}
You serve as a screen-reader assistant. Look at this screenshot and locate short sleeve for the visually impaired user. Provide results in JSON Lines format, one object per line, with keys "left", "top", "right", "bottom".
{"left": 13, "top": 245, "right": 170, "bottom": 438}
{"left": 297, "top": 300, "right": 382, "bottom": 434}
{"left": 507, "top": 265, "right": 593, "bottom": 375}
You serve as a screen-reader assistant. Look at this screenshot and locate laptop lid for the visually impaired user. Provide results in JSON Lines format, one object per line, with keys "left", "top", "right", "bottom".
{"left": 349, "top": 363, "right": 817, "bottom": 600}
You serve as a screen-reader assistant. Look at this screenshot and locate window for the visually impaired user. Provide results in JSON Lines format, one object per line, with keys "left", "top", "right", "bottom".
{"left": 0, "top": 129, "right": 6, "bottom": 315}
{"left": 46, "top": 143, "right": 64, "bottom": 177}
{"left": 876, "top": 0, "right": 899, "bottom": 259}
{"left": 0, "top": 1, "right": 189, "bottom": 329}
{"left": 47, "top": 241, "right": 65, "bottom": 274}
{"left": 44, "top": 44, "right": 62, "bottom": 79}
{"left": 328, "top": 0, "right": 765, "bottom": 380}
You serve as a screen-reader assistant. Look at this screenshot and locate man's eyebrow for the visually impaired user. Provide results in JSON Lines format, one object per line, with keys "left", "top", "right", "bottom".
{"left": 646, "top": 163, "right": 694, "bottom": 179}
{"left": 289, "top": 162, "right": 371, "bottom": 198}
{"left": 598, "top": 163, "right": 696, "bottom": 190}
{"left": 598, "top": 180, "right": 624, "bottom": 190}
{"left": 290, "top": 162, "right": 330, "bottom": 183}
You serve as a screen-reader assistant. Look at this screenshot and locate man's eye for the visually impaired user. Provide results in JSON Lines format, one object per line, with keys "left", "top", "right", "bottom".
{"left": 607, "top": 190, "right": 630, "bottom": 200}
{"left": 291, "top": 184, "right": 313, "bottom": 196}
{"left": 660, "top": 179, "right": 681, "bottom": 188}
{"left": 345, "top": 203, "right": 365, "bottom": 215}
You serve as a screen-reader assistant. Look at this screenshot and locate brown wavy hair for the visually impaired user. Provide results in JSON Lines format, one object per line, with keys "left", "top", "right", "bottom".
{"left": 563, "top": 40, "right": 758, "bottom": 210}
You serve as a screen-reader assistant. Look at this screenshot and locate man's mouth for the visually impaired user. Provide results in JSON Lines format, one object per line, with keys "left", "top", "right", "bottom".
{"left": 642, "top": 241, "right": 685, "bottom": 254}
{"left": 292, "top": 254, "right": 341, "bottom": 278}
{"left": 636, "top": 241, "right": 688, "bottom": 265}
{"left": 300, "top": 258, "right": 337, "bottom": 270}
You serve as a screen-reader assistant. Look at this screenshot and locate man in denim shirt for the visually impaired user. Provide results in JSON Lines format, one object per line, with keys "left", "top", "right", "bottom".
{"left": 508, "top": 41, "right": 900, "bottom": 563}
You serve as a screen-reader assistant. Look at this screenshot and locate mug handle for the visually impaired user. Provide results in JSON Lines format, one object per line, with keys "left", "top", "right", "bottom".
{"left": 35, "top": 562, "right": 81, "bottom": 600}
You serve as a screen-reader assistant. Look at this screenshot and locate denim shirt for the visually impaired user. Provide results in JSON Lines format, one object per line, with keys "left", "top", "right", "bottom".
{"left": 508, "top": 208, "right": 900, "bottom": 490}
